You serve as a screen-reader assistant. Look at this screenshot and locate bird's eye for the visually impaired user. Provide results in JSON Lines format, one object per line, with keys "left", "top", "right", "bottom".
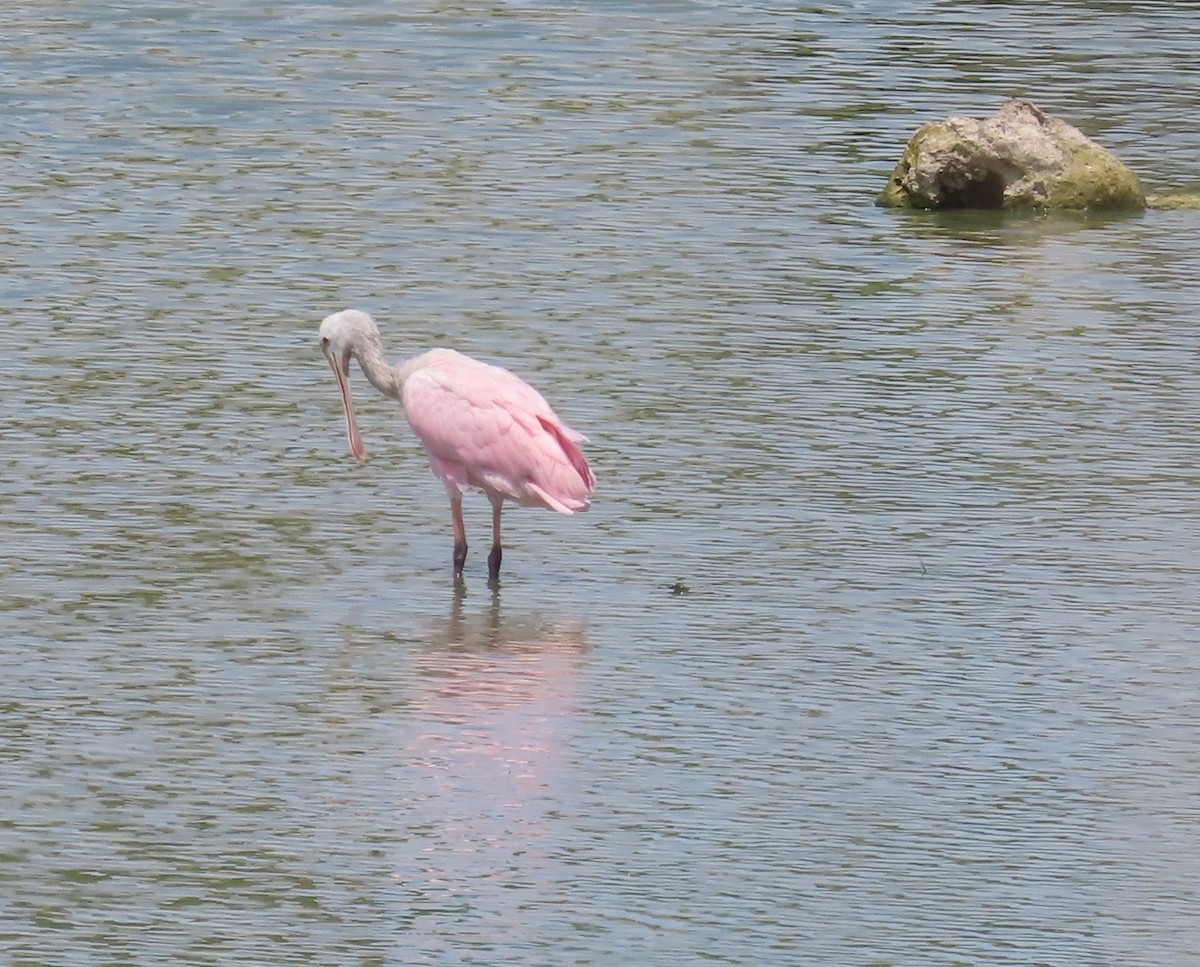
{"left": 321, "top": 335, "right": 330, "bottom": 347}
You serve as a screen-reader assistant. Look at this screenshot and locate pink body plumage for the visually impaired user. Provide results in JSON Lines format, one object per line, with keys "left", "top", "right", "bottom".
{"left": 402, "top": 348, "right": 595, "bottom": 514}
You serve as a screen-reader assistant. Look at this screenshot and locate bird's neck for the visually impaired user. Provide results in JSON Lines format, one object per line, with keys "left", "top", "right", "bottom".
{"left": 355, "top": 341, "right": 403, "bottom": 400}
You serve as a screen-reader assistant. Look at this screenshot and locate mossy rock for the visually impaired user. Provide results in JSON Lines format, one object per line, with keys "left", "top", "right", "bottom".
{"left": 878, "top": 98, "right": 1145, "bottom": 212}
{"left": 1146, "top": 193, "right": 1200, "bottom": 210}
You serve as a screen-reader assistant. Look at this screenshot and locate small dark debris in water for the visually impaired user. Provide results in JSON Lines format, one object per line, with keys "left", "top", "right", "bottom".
{"left": 667, "top": 580, "right": 690, "bottom": 596}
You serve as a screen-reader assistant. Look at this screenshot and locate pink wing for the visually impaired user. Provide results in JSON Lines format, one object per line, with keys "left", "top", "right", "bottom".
{"left": 401, "top": 350, "right": 596, "bottom": 513}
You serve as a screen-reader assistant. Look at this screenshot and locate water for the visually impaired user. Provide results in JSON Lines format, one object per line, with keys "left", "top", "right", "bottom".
{"left": 3, "top": 2, "right": 1200, "bottom": 964}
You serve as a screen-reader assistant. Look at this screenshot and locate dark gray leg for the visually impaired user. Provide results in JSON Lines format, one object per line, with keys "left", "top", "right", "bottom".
{"left": 450, "top": 492, "right": 467, "bottom": 579}
{"left": 487, "top": 497, "right": 504, "bottom": 585}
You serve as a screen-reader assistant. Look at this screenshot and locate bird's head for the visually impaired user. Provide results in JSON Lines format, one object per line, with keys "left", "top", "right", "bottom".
{"left": 319, "top": 309, "right": 380, "bottom": 464}
{"left": 319, "top": 309, "right": 381, "bottom": 373}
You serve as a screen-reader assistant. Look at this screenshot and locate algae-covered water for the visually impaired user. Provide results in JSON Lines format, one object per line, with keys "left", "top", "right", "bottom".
{"left": 3, "top": 3, "right": 1200, "bottom": 964}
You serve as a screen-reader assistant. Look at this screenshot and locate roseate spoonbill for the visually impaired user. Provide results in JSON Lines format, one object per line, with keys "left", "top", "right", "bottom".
{"left": 318, "top": 309, "right": 596, "bottom": 583}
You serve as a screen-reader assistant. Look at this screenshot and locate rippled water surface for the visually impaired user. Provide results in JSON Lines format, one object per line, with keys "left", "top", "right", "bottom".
{"left": 3, "top": 2, "right": 1200, "bottom": 964}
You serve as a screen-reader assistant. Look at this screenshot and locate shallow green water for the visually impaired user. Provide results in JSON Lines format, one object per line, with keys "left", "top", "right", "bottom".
{"left": 3, "top": 2, "right": 1200, "bottom": 964}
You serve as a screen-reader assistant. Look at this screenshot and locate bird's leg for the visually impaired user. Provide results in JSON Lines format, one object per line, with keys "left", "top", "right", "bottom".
{"left": 487, "top": 496, "right": 504, "bottom": 586}
{"left": 450, "top": 491, "right": 467, "bottom": 580}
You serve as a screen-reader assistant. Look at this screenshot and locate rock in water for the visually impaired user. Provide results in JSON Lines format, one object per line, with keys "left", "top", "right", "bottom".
{"left": 877, "top": 98, "right": 1145, "bottom": 212}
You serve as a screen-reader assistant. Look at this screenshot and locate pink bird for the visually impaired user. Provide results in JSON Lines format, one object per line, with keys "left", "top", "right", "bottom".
{"left": 318, "top": 309, "right": 596, "bottom": 583}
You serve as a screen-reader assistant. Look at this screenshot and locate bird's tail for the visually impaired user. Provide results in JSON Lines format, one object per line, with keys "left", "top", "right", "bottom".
{"left": 540, "top": 417, "right": 596, "bottom": 488}
{"left": 538, "top": 416, "right": 596, "bottom": 510}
